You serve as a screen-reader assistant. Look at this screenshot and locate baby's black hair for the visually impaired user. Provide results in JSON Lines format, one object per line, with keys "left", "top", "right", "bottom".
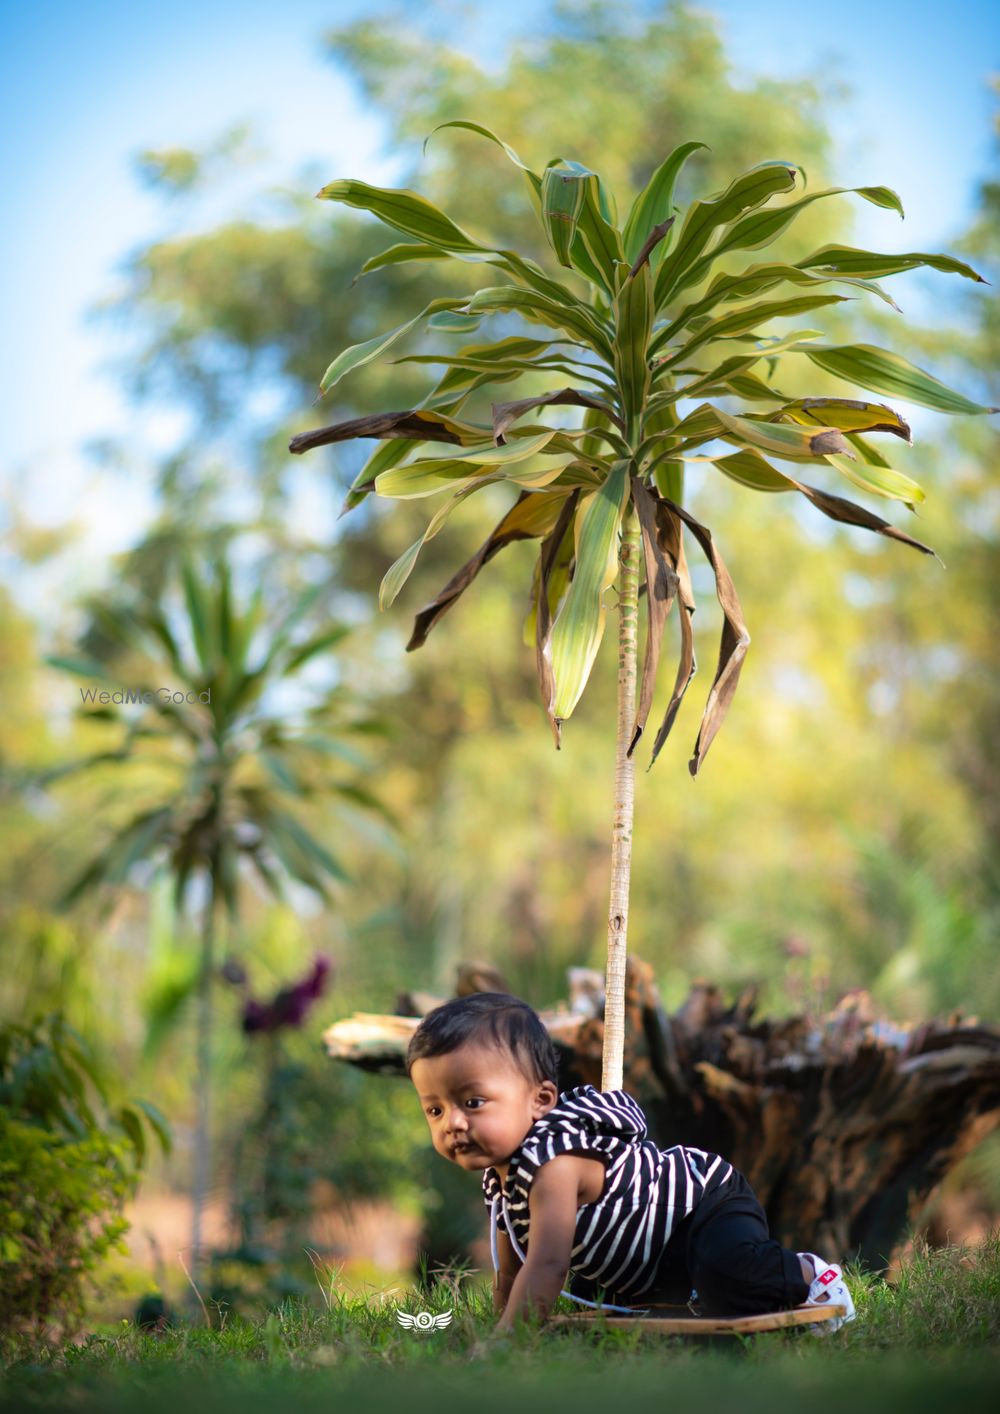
{"left": 405, "top": 992, "right": 560, "bottom": 1087}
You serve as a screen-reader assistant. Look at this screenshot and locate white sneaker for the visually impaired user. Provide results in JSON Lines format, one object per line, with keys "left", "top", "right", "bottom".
{"left": 798, "top": 1253, "right": 857, "bottom": 1334}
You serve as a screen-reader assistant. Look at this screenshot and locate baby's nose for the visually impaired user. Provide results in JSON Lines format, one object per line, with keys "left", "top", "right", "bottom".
{"left": 446, "top": 1107, "right": 469, "bottom": 1131}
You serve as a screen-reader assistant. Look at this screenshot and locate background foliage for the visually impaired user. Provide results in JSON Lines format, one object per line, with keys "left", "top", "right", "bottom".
{"left": 1, "top": 1, "right": 997, "bottom": 1317}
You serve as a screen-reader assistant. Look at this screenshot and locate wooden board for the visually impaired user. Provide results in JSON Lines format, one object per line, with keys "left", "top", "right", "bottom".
{"left": 549, "top": 1303, "right": 847, "bottom": 1335}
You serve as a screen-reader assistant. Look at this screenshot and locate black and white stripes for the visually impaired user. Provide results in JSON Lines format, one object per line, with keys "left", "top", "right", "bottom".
{"left": 482, "top": 1085, "right": 734, "bottom": 1298}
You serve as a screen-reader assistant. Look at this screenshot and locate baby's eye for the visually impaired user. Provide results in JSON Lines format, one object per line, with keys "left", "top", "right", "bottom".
{"left": 466, "top": 1098, "right": 485, "bottom": 1109}
{"left": 426, "top": 1107, "right": 441, "bottom": 1118}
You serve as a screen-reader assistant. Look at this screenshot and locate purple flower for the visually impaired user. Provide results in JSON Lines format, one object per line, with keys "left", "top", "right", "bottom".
{"left": 241, "top": 955, "right": 333, "bottom": 1035}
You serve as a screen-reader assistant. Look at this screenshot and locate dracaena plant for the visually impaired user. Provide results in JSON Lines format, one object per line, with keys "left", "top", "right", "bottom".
{"left": 289, "top": 122, "right": 995, "bottom": 1090}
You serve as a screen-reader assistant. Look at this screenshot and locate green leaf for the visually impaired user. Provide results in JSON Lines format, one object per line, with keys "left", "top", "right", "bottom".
{"left": 654, "top": 161, "right": 799, "bottom": 305}
{"left": 45, "top": 654, "right": 116, "bottom": 683}
{"left": 374, "top": 431, "right": 563, "bottom": 500}
{"left": 373, "top": 464, "right": 487, "bottom": 500}
{"left": 650, "top": 330, "right": 824, "bottom": 405}
{"left": 357, "top": 241, "right": 453, "bottom": 277}
{"left": 654, "top": 292, "right": 847, "bottom": 362}
{"left": 283, "top": 625, "right": 351, "bottom": 674}
{"left": 427, "top": 311, "right": 483, "bottom": 333}
{"left": 409, "top": 429, "right": 561, "bottom": 467}
{"left": 659, "top": 262, "right": 898, "bottom": 343}
{"left": 398, "top": 349, "right": 615, "bottom": 394}
{"left": 340, "top": 438, "right": 417, "bottom": 517}
{"left": 357, "top": 240, "right": 584, "bottom": 310}
{"left": 710, "top": 406, "right": 857, "bottom": 462}
{"left": 797, "top": 244, "right": 987, "bottom": 284}
{"left": 379, "top": 486, "right": 477, "bottom": 609}
{"left": 799, "top": 343, "right": 998, "bottom": 415}
{"left": 317, "top": 178, "right": 488, "bottom": 252}
{"left": 541, "top": 163, "right": 589, "bottom": 266}
{"left": 614, "top": 262, "right": 653, "bottom": 422}
{"left": 622, "top": 141, "right": 707, "bottom": 264}
{"left": 181, "top": 560, "right": 212, "bottom": 670}
{"left": 131, "top": 1098, "right": 173, "bottom": 1156}
{"left": 116, "top": 1104, "right": 146, "bottom": 1166}
{"left": 823, "top": 452, "right": 926, "bottom": 506}
{"left": 425, "top": 120, "right": 542, "bottom": 200}
{"left": 570, "top": 169, "right": 626, "bottom": 294}
{"left": 318, "top": 298, "right": 466, "bottom": 394}
{"left": 711, "top": 448, "right": 793, "bottom": 492}
{"left": 681, "top": 186, "right": 905, "bottom": 289}
{"left": 466, "top": 285, "right": 614, "bottom": 361}
{"left": 703, "top": 415, "right": 924, "bottom": 503}
{"left": 548, "top": 462, "right": 630, "bottom": 721}
{"left": 267, "top": 810, "right": 350, "bottom": 888}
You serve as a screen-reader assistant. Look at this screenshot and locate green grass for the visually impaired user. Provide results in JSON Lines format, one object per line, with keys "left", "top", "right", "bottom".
{"left": 2, "top": 1238, "right": 998, "bottom": 1412}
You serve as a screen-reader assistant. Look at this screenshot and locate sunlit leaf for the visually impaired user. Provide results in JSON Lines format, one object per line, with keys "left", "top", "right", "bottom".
{"left": 655, "top": 161, "right": 799, "bottom": 305}
{"left": 317, "top": 178, "right": 489, "bottom": 252}
{"left": 622, "top": 141, "right": 707, "bottom": 264}
{"left": 799, "top": 343, "right": 999, "bottom": 415}
{"left": 425, "top": 120, "right": 542, "bottom": 200}
{"left": 615, "top": 262, "right": 653, "bottom": 422}
{"left": 548, "top": 462, "right": 631, "bottom": 721}
{"left": 466, "top": 284, "right": 614, "bottom": 360}
{"left": 318, "top": 298, "right": 466, "bottom": 394}
{"left": 797, "top": 244, "right": 987, "bottom": 284}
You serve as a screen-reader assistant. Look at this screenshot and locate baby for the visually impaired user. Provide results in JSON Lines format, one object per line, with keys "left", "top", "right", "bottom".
{"left": 407, "top": 991, "right": 856, "bottom": 1333}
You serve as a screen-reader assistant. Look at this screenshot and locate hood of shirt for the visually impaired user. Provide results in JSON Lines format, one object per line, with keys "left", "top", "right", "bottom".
{"left": 526, "top": 1084, "right": 648, "bottom": 1146}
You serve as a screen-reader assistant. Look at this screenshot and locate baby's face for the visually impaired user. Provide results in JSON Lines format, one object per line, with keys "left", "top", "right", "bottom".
{"left": 411, "top": 1042, "right": 557, "bottom": 1172}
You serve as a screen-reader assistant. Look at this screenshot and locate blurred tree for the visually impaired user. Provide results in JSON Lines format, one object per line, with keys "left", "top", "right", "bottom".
{"left": 2, "top": 4, "right": 997, "bottom": 1290}
{"left": 81, "top": 1, "right": 999, "bottom": 1031}
{"left": 43, "top": 552, "right": 388, "bottom": 1277}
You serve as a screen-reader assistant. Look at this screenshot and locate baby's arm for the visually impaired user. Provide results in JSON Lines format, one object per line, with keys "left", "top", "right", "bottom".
{"left": 495, "top": 1155, "right": 580, "bottom": 1333}
{"left": 493, "top": 1229, "right": 521, "bottom": 1315}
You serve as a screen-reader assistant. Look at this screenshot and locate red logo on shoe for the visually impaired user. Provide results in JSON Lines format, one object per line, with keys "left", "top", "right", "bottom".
{"left": 818, "top": 1268, "right": 838, "bottom": 1285}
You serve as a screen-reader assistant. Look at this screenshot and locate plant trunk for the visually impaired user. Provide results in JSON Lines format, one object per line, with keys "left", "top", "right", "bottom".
{"left": 191, "top": 891, "right": 216, "bottom": 1282}
{"left": 602, "top": 506, "right": 641, "bottom": 1092}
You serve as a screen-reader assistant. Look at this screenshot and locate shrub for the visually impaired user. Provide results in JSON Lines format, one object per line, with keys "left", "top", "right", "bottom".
{"left": 0, "top": 1015, "right": 169, "bottom": 1340}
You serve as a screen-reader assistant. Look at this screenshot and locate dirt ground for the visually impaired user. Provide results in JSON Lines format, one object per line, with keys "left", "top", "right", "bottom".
{"left": 123, "top": 1188, "right": 424, "bottom": 1292}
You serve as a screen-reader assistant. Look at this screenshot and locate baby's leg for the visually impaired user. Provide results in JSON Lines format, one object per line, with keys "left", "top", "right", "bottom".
{"left": 687, "top": 1204, "right": 810, "bottom": 1317}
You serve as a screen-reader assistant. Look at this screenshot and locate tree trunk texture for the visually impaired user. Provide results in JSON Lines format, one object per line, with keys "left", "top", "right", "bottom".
{"left": 325, "top": 957, "right": 1000, "bottom": 1269}
{"left": 191, "top": 900, "right": 215, "bottom": 1281}
{"left": 603, "top": 508, "right": 641, "bottom": 1094}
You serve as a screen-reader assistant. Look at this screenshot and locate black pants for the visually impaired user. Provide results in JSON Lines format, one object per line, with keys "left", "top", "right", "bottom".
{"left": 649, "top": 1198, "right": 811, "bottom": 1316}
{"left": 567, "top": 1178, "right": 810, "bottom": 1317}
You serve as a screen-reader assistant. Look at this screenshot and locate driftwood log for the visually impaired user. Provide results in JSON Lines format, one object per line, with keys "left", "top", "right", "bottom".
{"left": 322, "top": 957, "right": 1000, "bottom": 1269}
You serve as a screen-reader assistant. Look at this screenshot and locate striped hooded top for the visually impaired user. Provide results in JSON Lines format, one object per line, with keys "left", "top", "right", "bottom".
{"left": 482, "top": 1084, "right": 734, "bottom": 1298}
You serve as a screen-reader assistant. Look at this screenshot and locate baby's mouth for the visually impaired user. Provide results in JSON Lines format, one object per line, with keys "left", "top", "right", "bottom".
{"left": 451, "top": 1142, "right": 478, "bottom": 1156}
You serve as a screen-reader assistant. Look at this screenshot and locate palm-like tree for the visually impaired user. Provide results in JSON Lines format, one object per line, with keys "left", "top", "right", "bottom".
{"left": 46, "top": 554, "right": 387, "bottom": 1274}
{"left": 289, "top": 125, "right": 995, "bottom": 1090}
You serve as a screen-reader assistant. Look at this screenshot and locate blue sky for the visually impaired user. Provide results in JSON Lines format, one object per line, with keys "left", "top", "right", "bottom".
{"left": 1, "top": 0, "right": 997, "bottom": 594}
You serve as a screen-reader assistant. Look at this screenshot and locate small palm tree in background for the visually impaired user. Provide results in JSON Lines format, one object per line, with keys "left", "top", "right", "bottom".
{"left": 290, "top": 124, "right": 995, "bottom": 1090}
{"left": 46, "top": 554, "right": 387, "bottom": 1276}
